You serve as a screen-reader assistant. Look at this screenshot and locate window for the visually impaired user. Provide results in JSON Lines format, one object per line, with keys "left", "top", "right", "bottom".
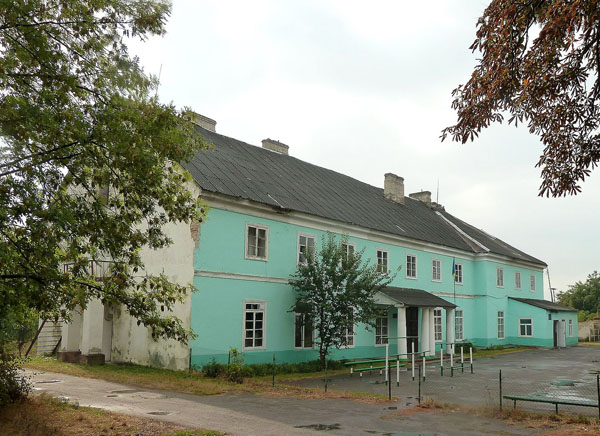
{"left": 294, "top": 313, "right": 313, "bottom": 348}
{"left": 496, "top": 267, "right": 504, "bottom": 287}
{"left": 432, "top": 259, "right": 441, "bottom": 282}
{"left": 455, "top": 309, "right": 464, "bottom": 341}
{"left": 515, "top": 271, "right": 521, "bottom": 290}
{"left": 341, "top": 242, "right": 355, "bottom": 261}
{"left": 530, "top": 275, "right": 536, "bottom": 292}
{"left": 377, "top": 249, "right": 389, "bottom": 273}
{"left": 519, "top": 318, "right": 533, "bottom": 337}
{"left": 298, "top": 234, "right": 316, "bottom": 264}
{"left": 343, "top": 311, "right": 355, "bottom": 347}
{"left": 375, "top": 309, "right": 389, "bottom": 345}
{"left": 497, "top": 311, "right": 505, "bottom": 339}
{"left": 406, "top": 254, "right": 417, "bottom": 279}
{"left": 568, "top": 319, "right": 573, "bottom": 337}
{"left": 246, "top": 224, "right": 268, "bottom": 260}
{"left": 454, "top": 263, "right": 463, "bottom": 284}
{"left": 243, "top": 301, "right": 266, "bottom": 349}
{"left": 434, "top": 308, "right": 442, "bottom": 342}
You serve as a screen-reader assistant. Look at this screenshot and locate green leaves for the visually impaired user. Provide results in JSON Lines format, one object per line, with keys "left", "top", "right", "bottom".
{"left": 442, "top": 0, "right": 600, "bottom": 197}
{"left": 289, "top": 233, "right": 394, "bottom": 361}
{"left": 0, "top": 1, "right": 209, "bottom": 344}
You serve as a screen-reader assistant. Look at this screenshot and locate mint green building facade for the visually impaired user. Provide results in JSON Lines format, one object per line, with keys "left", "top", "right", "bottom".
{"left": 183, "top": 123, "right": 578, "bottom": 367}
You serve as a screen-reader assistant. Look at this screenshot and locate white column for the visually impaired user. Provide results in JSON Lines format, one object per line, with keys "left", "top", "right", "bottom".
{"left": 429, "top": 308, "right": 436, "bottom": 356}
{"left": 421, "top": 307, "right": 430, "bottom": 356}
{"left": 80, "top": 299, "right": 105, "bottom": 355}
{"left": 397, "top": 306, "right": 407, "bottom": 357}
{"left": 60, "top": 308, "right": 83, "bottom": 352}
{"left": 445, "top": 307, "right": 455, "bottom": 353}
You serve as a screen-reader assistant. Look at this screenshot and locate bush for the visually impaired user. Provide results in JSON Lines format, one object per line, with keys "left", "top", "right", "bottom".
{"left": 454, "top": 341, "right": 476, "bottom": 353}
{"left": 201, "top": 358, "right": 226, "bottom": 378}
{"left": 0, "top": 350, "right": 30, "bottom": 409}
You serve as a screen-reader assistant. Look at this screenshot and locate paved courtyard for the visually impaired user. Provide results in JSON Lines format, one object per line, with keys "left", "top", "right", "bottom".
{"left": 28, "top": 346, "right": 600, "bottom": 436}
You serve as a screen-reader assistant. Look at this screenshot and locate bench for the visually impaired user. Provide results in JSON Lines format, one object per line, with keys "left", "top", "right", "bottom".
{"left": 503, "top": 394, "right": 599, "bottom": 414}
{"left": 350, "top": 363, "right": 405, "bottom": 376}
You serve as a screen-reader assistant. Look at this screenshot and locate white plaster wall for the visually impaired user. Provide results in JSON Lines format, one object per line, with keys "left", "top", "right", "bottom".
{"left": 111, "top": 182, "right": 200, "bottom": 370}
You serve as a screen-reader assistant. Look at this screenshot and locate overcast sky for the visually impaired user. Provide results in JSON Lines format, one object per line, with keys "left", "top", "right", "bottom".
{"left": 129, "top": 0, "right": 600, "bottom": 298}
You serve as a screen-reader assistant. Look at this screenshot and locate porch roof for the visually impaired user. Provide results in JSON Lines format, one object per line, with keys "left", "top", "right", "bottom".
{"left": 379, "top": 287, "right": 457, "bottom": 308}
{"left": 509, "top": 297, "right": 577, "bottom": 312}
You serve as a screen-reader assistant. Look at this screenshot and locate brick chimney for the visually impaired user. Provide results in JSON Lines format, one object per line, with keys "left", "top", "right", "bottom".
{"left": 189, "top": 112, "right": 216, "bottom": 132}
{"left": 409, "top": 190, "right": 431, "bottom": 205}
{"left": 262, "top": 138, "right": 289, "bottom": 155}
{"left": 384, "top": 173, "right": 404, "bottom": 205}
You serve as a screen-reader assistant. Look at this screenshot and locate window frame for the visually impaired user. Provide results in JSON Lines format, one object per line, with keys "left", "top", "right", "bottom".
{"left": 376, "top": 248, "right": 389, "bottom": 274}
{"left": 245, "top": 223, "right": 269, "bottom": 261}
{"left": 568, "top": 319, "right": 573, "bottom": 337}
{"left": 374, "top": 308, "right": 389, "bottom": 346}
{"left": 432, "top": 258, "right": 442, "bottom": 282}
{"left": 341, "top": 241, "right": 356, "bottom": 262}
{"left": 406, "top": 254, "right": 417, "bottom": 279}
{"left": 497, "top": 310, "right": 505, "bottom": 340}
{"left": 297, "top": 232, "right": 316, "bottom": 265}
{"left": 342, "top": 309, "right": 355, "bottom": 348}
{"left": 515, "top": 271, "right": 521, "bottom": 290}
{"left": 434, "top": 308, "right": 443, "bottom": 342}
{"left": 242, "top": 300, "right": 267, "bottom": 351}
{"left": 294, "top": 313, "right": 314, "bottom": 349}
{"left": 455, "top": 309, "right": 464, "bottom": 341}
{"left": 530, "top": 274, "right": 536, "bottom": 292}
{"left": 518, "top": 318, "right": 533, "bottom": 337}
{"left": 454, "top": 263, "right": 463, "bottom": 285}
{"left": 496, "top": 267, "right": 504, "bottom": 288}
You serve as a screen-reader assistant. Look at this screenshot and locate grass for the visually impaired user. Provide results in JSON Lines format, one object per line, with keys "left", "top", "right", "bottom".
{"left": 25, "top": 356, "right": 388, "bottom": 403}
{"left": 471, "top": 346, "right": 533, "bottom": 359}
{"left": 0, "top": 395, "right": 224, "bottom": 436}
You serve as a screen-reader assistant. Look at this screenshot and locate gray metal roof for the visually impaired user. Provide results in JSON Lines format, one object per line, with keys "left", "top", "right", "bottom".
{"left": 380, "top": 287, "right": 457, "bottom": 308}
{"left": 509, "top": 297, "right": 577, "bottom": 312}
{"left": 183, "top": 126, "right": 546, "bottom": 266}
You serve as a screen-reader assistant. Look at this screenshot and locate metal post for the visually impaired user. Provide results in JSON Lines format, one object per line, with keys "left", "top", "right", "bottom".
{"left": 470, "top": 347, "right": 473, "bottom": 374}
{"left": 499, "top": 369, "right": 503, "bottom": 411}
{"left": 272, "top": 354, "right": 275, "bottom": 388}
{"left": 385, "top": 343, "right": 389, "bottom": 385}
{"left": 388, "top": 363, "right": 392, "bottom": 400}
{"left": 396, "top": 358, "right": 400, "bottom": 387}
{"left": 411, "top": 342, "right": 415, "bottom": 381}
{"left": 597, "top": 374, "right": 600, "bottom": 420}
{"left": 460, "top": 346, "right": 464, "bottom": 373}
{"left": 440, "top": 347, "right": 444, "bottom": 376}
{"left": 422, "top": 355, "right": 426, "bottom": 382}
{"left": 418, "top": 364, "right": 421, "bottom": 404}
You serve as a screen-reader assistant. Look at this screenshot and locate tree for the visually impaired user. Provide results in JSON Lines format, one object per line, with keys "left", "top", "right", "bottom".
{"left": 289, "top": 234, "right": 394, "bottom": 363}
{"left": 442, "top": 1, "right": 600, "bottom": 197}
{"left": 0, "top": 0, "right": 209, "bottom": 354}
{"left": 557, "top": 271, "right": 600, "bottom": 321}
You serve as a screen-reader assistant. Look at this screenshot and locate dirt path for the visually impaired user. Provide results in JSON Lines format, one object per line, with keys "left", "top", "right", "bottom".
{"left": 27, "top": 369, "right": 546, "bottom": 436}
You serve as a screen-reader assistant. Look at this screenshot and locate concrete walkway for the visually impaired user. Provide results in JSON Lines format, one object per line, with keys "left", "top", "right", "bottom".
{"left": 28, "top": 369, "right": 542, "bottom": 436}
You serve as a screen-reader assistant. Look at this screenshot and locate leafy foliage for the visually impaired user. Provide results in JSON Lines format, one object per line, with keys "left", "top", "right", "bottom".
{"left": 557, "top": 271, "right": 600, "bottom": 318}
{"left": 0, "top": 0, "right": 209, "bottom": 344}
{"left": 0, "top": 350, "right": 30, "bottom": 408}
{"left": 200, "top": 357, "right": 345, "bottom": 378}
{"left": 289, "top": 233, "right": 394, "bottom": 362}
{"left": 442, "top": 1, "right": 600, "bottom": 197}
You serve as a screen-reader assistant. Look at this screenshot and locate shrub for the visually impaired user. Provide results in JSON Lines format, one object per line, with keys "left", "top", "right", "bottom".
{"left": 0, "top": 350, "right": 30, "bottom": 409}
{"left": 224, "top": 348, "right": 244, "bottom": 383}
{"left": 201, "top": 358, "right": 225, "bottom": 378}
{"left": 454, "top": 341, "right": 476, "bottom": 353}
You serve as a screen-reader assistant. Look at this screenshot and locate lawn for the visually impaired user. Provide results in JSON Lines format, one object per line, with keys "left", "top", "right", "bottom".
{"left": 25, "top": 356, "right": 388, "bottom": 402}
{"left": 0, "top": 395, "right": 223, "bottom": 436}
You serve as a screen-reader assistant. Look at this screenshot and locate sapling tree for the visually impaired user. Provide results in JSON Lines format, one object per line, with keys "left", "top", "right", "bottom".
{"left": 289, "top": 234, "right": 395, "bottom": 364}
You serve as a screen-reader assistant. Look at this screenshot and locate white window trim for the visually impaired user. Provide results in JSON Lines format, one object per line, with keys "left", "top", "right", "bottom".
{"left": 455, "top": 309, "right": 464, "bottom": 341}
{"left": 376, "top": 248, "right": 389, "bottom": 274}
{"left": 342, "top": 323, "right": 356, "bottom": 349}
{"left": 406, "top": 253, "right": 417, "bottom": 279}
{"left": 454, "top": 262, "right": 463, "bottom": 285}
{"left": 515, "top": 271, "right": 521, "bottom": 290}
{"left": 242, "top": 300, "right": 267, "bottom": 351}
{"left": 297, "top": 232, "right": 316, "bottom": 265}
{"left": 374, "top": 309, "right": 389, "bottom": 347}
{"left": 568, "top": 319, "right": 573, "bottom": 337}
{"left": 245, "top": 223, "right": 269, "bottom": 261}
{"left": 497, "top": 311, "right": 505, "bottom": 340}
{"left": 432, "top": 258, "right": 442, "bottom": 282}
{"left": 518, "top": 318, "right": 533, "bottom": 337}
{"left": 530, "top": 274, "right": 536, "bottom": 292}
{"left": 293, "top": 312, "right": 314, "bottom": 350}
{"left": 433, "top": 308, "right": 443, "bottom": 342}
{"left": 496, "top": 267, "right": 504, "bottom": 288}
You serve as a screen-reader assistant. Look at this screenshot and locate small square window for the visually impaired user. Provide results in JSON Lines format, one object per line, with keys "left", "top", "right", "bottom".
{"left": 519, "top": 318, "right": 532, "bottom": 337}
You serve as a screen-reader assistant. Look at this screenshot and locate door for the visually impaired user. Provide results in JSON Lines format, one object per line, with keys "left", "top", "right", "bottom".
{"left": 553, "top": 320, "right": 558, "bottom": 347}
{"left": 557, "top": 319, "right": 566, "bottom": 347}
{"left": 406, "top": 307, "right": 419, "bottom": 353}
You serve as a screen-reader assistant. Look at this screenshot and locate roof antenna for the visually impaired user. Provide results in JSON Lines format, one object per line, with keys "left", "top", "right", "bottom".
{"left": 155, "top": 63, "right": 163, "bottom": 99}
{"left": 436, "top": 178, "right": 439, "bottom": 204}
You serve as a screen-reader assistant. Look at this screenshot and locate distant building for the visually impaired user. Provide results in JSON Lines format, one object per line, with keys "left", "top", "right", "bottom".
{"left": 57, "top": 115, "right": 578, "bottom": 369}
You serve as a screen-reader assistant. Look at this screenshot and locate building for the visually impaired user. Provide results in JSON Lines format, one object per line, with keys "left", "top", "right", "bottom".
{"left": 57, "top": 115, "right": 578, "bottom": 369}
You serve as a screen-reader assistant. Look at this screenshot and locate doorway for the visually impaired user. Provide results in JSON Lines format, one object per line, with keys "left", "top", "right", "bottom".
{"left": 406, "top": 307, "right": 419, "bottom": 353}
{"left": 553, "top": 320, "right": 558, "bottom": 347}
